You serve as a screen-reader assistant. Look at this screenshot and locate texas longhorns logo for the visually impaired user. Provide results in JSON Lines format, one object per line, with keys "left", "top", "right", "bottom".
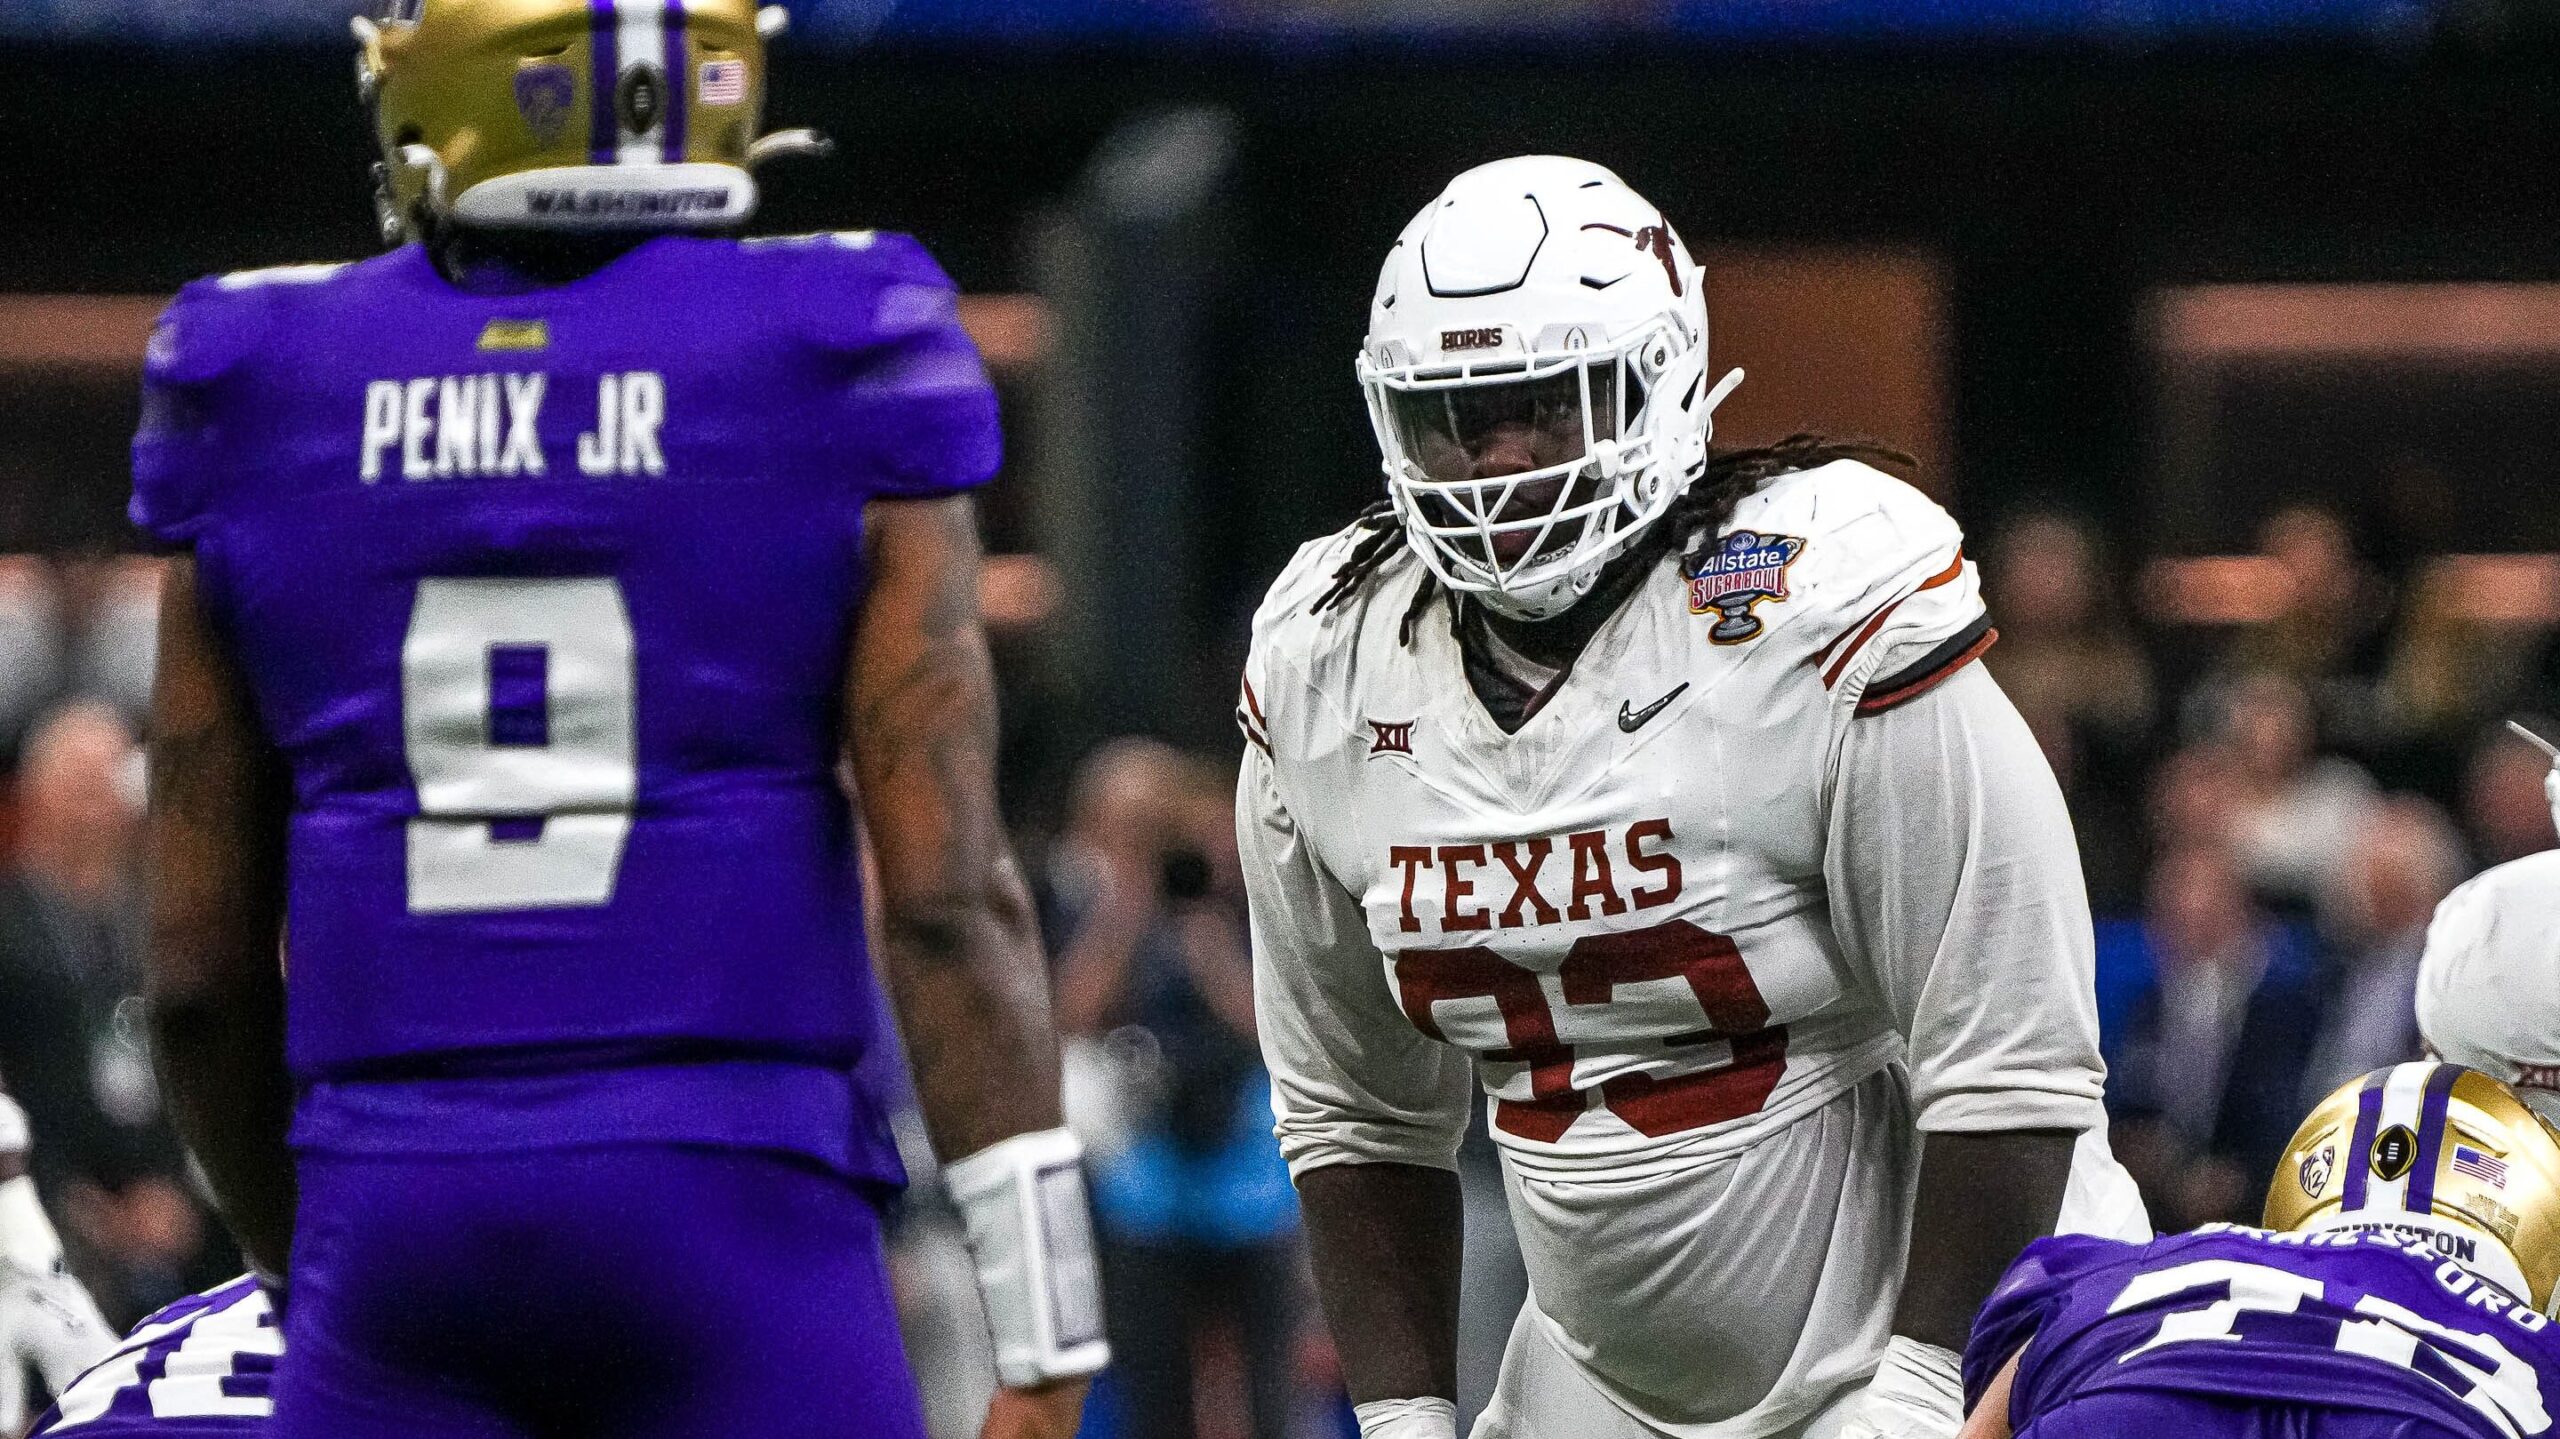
{"left": 1579, "top": 217, "right": 1685, "bottom": 297}
{"left": 1633, "top": 222, "right": 1684, "bottom": 297}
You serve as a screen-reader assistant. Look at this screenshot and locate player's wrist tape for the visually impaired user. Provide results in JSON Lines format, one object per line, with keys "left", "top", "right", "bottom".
{"left": 1353, "top": 1396, "right": 1459, "bottom": 1439}
{"left": 943, "top": 1127, "right": 1111, "bottom": 1388}
{"left": 0, "top": 1175, "right": 65, "bottom": 1276}
{"left": 1853, "top": 1335, "right": 1965, "bottom": 1439}
{"left": 0, "top": 1093, "right": 27, "bottom": 1158}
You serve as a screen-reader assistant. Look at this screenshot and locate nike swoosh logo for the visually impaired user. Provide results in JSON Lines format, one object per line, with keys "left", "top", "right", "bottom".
{"left": 1618, "top": 682, "right": 1690, "bottom": 733}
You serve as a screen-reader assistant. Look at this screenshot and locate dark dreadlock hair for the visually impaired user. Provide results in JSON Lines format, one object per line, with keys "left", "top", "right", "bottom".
{"left": 1309, "top": 434, "right": 1917, "bottom": 644}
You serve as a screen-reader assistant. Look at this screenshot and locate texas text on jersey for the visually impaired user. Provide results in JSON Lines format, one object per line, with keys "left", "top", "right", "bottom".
{"left": 1246, "top": 456, "right": 2000, "bottom": 1175}
{"left": 1242, "top": 454, "right": 2150, "bottom": 1435}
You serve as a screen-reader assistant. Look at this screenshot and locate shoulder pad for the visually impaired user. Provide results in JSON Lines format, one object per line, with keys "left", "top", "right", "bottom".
{"left": 726, "top": 231, "right": 960, "bottom": 353}
{"left": 1726, "top": 460, "right": 1964, "bottom": 609}
{"left": 1963, "top": 1231, "right": 2140, "bottom": 1406}
{"left": 1242, "top": 519, "right": 1409, "bottom": 758}
{"left": 768, "top": 231, "right": 998, "bottom": 498}
{"left": 1717, "top": 460, "right": 1987, "bottom": 712}
{"left": 213, "top": 260, "right": 355, "bottom": 291}
{"left": 148, "top": 275, "right": 271, "bottom": 387}
{"left": 131, "top": 277, "right": 276, "bottom": 545}
{"left": 762, "top": 229, "right": 968, "bottom": 355}
{"left": 1253, "top": 522, "right": 1382, "bottom": 638}
{"left": 2418, "top": 852, "right": 2560, "bottom": 1073}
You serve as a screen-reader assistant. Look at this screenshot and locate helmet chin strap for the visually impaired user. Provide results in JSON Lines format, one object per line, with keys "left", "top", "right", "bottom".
{"left": 1699, "top": 366, "right": 1746, "bottom": 425}
{"left": 1475, "top": 566, "right": 1596, "bottom": 623}
{"left": 2509, "top": 720, "right": 2560, "bottom": 838}
{"left": 748, "top": 130, "right": 834, "bottom": 168}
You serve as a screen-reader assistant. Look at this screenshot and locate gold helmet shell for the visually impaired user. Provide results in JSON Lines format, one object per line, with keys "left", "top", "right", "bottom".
{"left": 2266, "top": 1062, "right": 2560, "bottom": 1314}
{"left": 354, "top": 0, "right": 818, "bottom": 243}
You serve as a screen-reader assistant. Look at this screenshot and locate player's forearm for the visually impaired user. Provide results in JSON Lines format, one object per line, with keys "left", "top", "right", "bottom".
{"left": 144, "top": 557, "right": 296, "bottom": 1277}
{"left": 850, "top": 497, "right": 1065, "bottom": 1157}
{"left": 146, "top": 972, "right": 295, "bottom": 1277}
{"left": 877, "top": 863, "right": 1066, "bottom": 1156}
{"left": 1297, "top": 1160, "right": 1464, "bottom": 1405}
{"left": 1893, "top": 1129, "right": 2075, "bottom": 1351}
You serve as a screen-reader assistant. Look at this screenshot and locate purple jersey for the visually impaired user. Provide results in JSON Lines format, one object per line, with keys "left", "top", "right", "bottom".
{"left": 1965, "top": 1226, "right": 2560, "bottom": 1438}
{"left": 33, "top": 1279, "right": 275, "bottom": 1437}
{"left": 131, "top": 232, "right": 999, "bottom": 1180}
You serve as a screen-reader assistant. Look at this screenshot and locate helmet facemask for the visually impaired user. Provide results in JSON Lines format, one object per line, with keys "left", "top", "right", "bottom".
{"left": 2510, "top": 720, "right": 2560, "bottom": 839}
{"left": 1363, "top": 321, "right": 1721, "bottom": 622}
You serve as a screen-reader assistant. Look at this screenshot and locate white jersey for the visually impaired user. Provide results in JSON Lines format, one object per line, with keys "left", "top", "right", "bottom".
{"left": 1238, "top": 461, "right": 2146, "bottom": 1437}
{"left": 2418, "top": 850, "right": 2560, "bottom": 1125}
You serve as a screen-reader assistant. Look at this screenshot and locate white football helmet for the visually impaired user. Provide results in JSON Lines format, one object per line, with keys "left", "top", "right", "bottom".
{"left": 1358, "top": 156, "right": 1743, "bottom": 621}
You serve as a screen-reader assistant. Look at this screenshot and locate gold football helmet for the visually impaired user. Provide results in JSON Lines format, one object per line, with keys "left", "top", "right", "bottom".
{"left": 2266, "top": 1062, "right": 2560, "bottom": 1314}
{"left": 353, "top": 0, "right": 826, "bottom": 244}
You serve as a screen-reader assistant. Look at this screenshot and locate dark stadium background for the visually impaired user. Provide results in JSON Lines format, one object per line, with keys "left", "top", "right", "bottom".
{"left": 3, "top": 3, "right": 2559, "bottom": 1435}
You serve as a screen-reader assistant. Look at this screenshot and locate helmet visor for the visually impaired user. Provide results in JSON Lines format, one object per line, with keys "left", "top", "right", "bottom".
{"left": 1376, "top": 360, "right": 1637, "bottom": 585}
{"left": 1381, "top": 365, "right": 1622, "bottom": 487}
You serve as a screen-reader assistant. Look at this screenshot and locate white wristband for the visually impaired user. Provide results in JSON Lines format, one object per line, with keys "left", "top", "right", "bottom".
{"left": 0, "top": 1176, "right": 64, "bottom": 1276}
{"left": 1354, "top": 1396, "right": 1459, "bottom": 1439}
{"left": 943, "top": 1127, "right": 1110, "bottom": 1388}
{"left": 0, "top": 1093, "right": 27, "bottom": 1158}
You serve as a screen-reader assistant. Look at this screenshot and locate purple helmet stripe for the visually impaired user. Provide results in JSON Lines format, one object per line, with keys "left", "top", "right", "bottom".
{"left": 661, "top": 0, "right": 689, "bottom": 165}
{"left": 589, "top": 0, "right": 620, "bottom": 166}
{"left": 2343, "top": 1071, "right": 2385, "bottom": 1211}
{"left": 2406, "top": 1063, "right": 2462, "bottom": 1214}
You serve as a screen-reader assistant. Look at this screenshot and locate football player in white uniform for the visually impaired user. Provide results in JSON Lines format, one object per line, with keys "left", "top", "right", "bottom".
{"left": 1, "top": 1089, "right": 120, "bottom": 1432}
{"left": 1236, "top": 156, "right": 2148, "bottom": 1439}
{"left": 2415, "top": 722, "right": 2560, "bottom": 1121}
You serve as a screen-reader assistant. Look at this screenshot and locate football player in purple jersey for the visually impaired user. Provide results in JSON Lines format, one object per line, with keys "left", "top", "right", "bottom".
{"left": 1961, "top": 1063, "right": 2560, "bottom": 1439}
{"left": 133, "top": 3, "right": 1101, "bottom": 1436}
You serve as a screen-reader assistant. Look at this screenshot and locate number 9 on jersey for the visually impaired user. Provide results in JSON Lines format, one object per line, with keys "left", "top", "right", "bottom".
{"left": 400, "top": 577, "right": 637, "bottom": 914}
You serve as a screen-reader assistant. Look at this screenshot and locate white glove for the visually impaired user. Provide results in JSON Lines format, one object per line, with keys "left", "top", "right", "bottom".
{"left": 0, "top": 1263, "right": 120, "bottom": 1434}
{"left": 1839, "top": 1336, "right": 1965, "bottom": 1439}
{"left": 0, "top": 1173, "right": 66, "bottom": 1278}
{"left": 1354, "top": 1397, "right": 1459, "bottom": 1439}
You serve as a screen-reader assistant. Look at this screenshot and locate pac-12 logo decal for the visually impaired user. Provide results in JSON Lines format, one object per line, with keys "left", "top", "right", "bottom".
{"left": 2299, "top": 1143, "right": 2335, "bottom": 1199}
{"left": 1686, "top": 530, "right": 1806, "bottom": 644}
{"left": 1368, "top": 720, "right": 1416, "bottom": 759}
{"left": 513, "top": 64, "right": 576, "bottom": 146}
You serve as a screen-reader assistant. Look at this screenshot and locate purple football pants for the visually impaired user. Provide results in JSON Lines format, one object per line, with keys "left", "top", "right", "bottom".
{"left": 270, "top": 1144, "right": 927, "bottom": 1439}
{"left": 2021, "top": 1390, "right": 2472, "bottom": 1439}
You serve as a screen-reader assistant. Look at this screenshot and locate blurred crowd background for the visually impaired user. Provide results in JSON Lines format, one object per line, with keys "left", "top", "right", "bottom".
{"left": 9, "top": 0, "right": 2560, "bottom": 1435}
